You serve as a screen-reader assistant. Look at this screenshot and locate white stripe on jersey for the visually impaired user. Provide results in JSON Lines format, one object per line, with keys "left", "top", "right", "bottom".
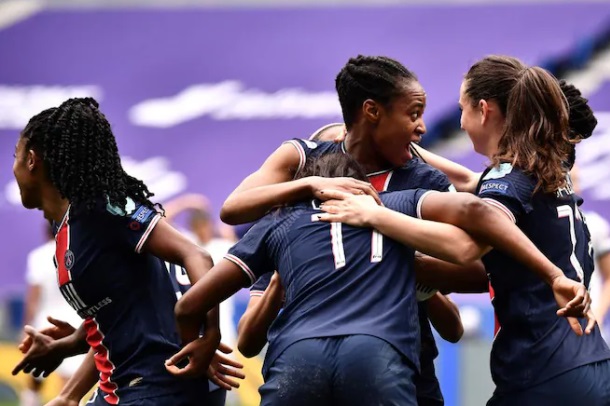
{"left": 482, "top": 198, "right": 517, "bottom": 224}
{"left": 331, "top": 222, "right": 346, "bottom": 269}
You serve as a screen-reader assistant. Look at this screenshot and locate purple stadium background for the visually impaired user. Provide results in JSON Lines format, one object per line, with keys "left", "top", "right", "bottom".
{"left": 1, "top": 4, "right": 610, "bottom": 294}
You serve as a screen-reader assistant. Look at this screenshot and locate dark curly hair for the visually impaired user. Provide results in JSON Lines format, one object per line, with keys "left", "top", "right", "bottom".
{"left": 21, "top": 97, "right": 159, "bottom": 212}
{"left": 335, "top": 55, "right": 418, "bottom": 130}
{"left": 558, "top": 79, "right": 598, "bottom": 169}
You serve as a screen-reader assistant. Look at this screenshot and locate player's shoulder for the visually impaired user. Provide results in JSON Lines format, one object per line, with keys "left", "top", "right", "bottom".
{"left": 479, "top": 163, "right": 535, "bottom": 196}
{"left": 285, "top": 138, "right": 341, "bottom": 157}
{"left": 398, "top": 158, "right": 451, "bottom": 192}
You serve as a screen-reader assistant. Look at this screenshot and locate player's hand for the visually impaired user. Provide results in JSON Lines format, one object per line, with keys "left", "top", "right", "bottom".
{"left": 552, "top": 275, "right": 590, "bottom": 336}
{"left": 207, "top": 343, "right": 245, "bottom": 390}
{"left": 307, "top": 177, "right": 381, "bottom": 206}
{"left": 43, "top": 396, "right": 79, "bottom": 406}
{"left": 165, "top": 333, "right": 220, "bottom": 378}
{"left": 12, "top": 325, "right": 64, "bottom": 377}
{"left": 19, "top": 317, "right": 76, "bottom": 354}
{"left": 316, "top": 190, "right": 382, "bottom": 227}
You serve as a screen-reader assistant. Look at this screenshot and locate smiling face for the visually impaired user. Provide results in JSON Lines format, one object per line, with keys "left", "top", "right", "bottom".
{"left": 13, "top": 135, "right": 44, "bottom": 210}
{"left": 370, "top": 79, "right": 427, "bottom": 167}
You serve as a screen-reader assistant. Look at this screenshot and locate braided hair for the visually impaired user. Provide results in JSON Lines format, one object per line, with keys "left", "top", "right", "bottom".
{"left": 335, "top": 55, "right": 418, "bottom": 130}
{"left": 21, "top": 97, "right": 158, "bottom": 212}
{"left": 559, "top": 80, "right": 598, "bottom": 169}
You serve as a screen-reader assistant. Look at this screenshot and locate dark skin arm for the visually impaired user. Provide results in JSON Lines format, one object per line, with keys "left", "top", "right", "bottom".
{"left": 143, "top": 218, "right": 216, "bottom": 343}
{"left": 220, "top": 143, "right": 379, "bottom": 225}
{"left": 426, "top": 293, "right": 464, "bottom": 343}
{"left": 415, "top": 254, "right": 489, "bottom": 294}
{"left": 167, "top": 259, "right": 251, "bottom": 377}
{"left": 237, "top": 272, "right": 284, "bottom": 358}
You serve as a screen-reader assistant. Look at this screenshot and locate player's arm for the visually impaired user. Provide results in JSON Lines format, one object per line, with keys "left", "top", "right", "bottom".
{"left": 411, "top": 144, "right": 480, "bottom": 193}
{"left": 426, "top": 293, "right": 464, "bottom": 343}
{"left": 237, "top": 272, "right": 284, "bottom": 358}
{"left": 318, "top": 190, "right": 590, "bottom": 335}
{"left": 221, "top": 143, "right": 307, "bottom": 225}
{"left": 594, "top": 252, "right": 610, "bottom": 323}
{"left": 46, "top": 348, "right": 98, "bottom": 406}
{"left": 12, "top": 321, "right": 88, "bottom": 377}
{"left": 143, "top": 218, "right": 216, "bottom": 343}
{"left": 167, "top": 259, "right": 252, "bottom": 377}
{"left": 220, "top": 143, "right": 379, "bottom": 225}
{"left": 415, "top": 254, "right": 489, "bottom": 294}
{"left": 318, "top": 192, "right": 487, "bottom": 266}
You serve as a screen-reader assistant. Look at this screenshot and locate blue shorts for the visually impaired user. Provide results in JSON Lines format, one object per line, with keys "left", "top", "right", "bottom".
{"left": 260, "top": 335, "right": 417, "bottom": 406}
{"left": 487, "top": 360, "right": 610, "bottom": 406}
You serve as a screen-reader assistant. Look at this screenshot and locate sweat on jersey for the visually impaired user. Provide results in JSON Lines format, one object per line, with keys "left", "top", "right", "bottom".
{"left": 53, "top": 199, "right": 200, "bottom": 404}
{"left": 476, "top": 163, "right": 610, "bottom": 393}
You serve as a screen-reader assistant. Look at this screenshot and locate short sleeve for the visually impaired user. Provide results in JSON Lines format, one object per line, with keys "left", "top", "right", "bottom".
{"left": 250, "top": 272, "right": 273, "bottom": 297}
{"left": 282, "top": 138, "right": 339, "bottom": 178}
{"left": 225, "top": 216, "right": 276, "bottom": 286}
{"left": 477, "top": 164, "right": 534, "bottom": 223}
{"left": 106, "top": 198, "right": 162, "bottom": 253}
{"left": 381, "top": 189, "right": 438, "bottom": 219}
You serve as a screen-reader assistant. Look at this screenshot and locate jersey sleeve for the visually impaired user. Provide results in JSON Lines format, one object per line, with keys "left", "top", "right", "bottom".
{"left": 105, "top": 198, "right": 162, "bottom": 253}
{"left": 250, "top": 272, "right": 273, "bottom": 297}
{"left": 225, "top": 216, "right": 276, "bottom": 286}
{"left": 282, "top": 138, "right": 339, "bottom": 178}
{"left": 477, "top": 164, "right": 535, "bottom": 223}
{"left": 381, "top": 189, "right": 438, "bottom": 219}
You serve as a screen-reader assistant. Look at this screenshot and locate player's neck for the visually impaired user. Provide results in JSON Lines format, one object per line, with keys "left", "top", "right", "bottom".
{"left": 40, "top": 187, "right": 70, "bottom": 223}
{"left": 344, "top": 129, "right": 390, "bottom": 173}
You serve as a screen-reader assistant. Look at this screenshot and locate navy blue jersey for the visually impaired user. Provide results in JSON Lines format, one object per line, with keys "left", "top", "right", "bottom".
{"left": 229, "top": 190, "right": 433, "bottom": 377}
{"left": 276, "top": 138, "right": 451, "bottom": 401}
{"left": 53, "top": 199, "right": 198, "bottom": 404}
{"left": 476, "top": 164, "right": 610, "bottom": 392}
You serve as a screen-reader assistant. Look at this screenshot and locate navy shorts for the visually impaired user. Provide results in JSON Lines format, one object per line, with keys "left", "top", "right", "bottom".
{"left": 487, "top": 360, "right": 610, "bottom": 406}
{"left": 260, "top": 335, "right": 417, "bottom": 406}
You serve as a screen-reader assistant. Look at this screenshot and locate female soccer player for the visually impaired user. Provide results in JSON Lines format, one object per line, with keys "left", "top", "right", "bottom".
{"left": 170, "top": 152, "right": 589, "bottom": 405}
{"left": 323, "top": 56, "right": 610, "bottom": 405}
{"left": 224, "top": 55, "right": 473, "bottom": 405}
{"left": 11, "top": 98, "right": 218, "bottom": 406}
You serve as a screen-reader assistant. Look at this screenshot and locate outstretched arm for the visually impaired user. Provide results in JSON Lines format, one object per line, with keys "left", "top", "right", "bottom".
{"left": 318, "top": 190, "right": 592, "bottom": 335}
{"left": 237, "top": 272, "right": 284, "bottom": 358}
{"left": 411, "top": 144, "right": 480, "bottom": 193}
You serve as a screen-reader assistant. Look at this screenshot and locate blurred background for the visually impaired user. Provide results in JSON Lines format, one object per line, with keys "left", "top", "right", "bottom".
{"left": 1, "top": 0, "right": 609, "bottom": 405}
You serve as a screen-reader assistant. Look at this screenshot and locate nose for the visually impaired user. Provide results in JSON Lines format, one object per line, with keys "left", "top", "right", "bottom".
{"left": 417, "top": 119, "right": 427, "bottom": 135}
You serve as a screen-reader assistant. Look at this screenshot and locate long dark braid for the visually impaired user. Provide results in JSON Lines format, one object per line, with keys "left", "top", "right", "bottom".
{"left": 22, "top": 97, "right": 159, "bottom": 212}
{"left": 335, "top": 55, "right": 418, "bottom": 130}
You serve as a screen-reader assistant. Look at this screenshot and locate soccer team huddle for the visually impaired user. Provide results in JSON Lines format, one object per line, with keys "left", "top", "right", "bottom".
{"left": 10, "top": 54, "right": 610, "bottom": 406}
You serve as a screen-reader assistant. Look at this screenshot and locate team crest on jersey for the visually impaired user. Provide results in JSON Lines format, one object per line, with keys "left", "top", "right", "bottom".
{"left": 64, "top": 250, "right": 75, "bottom": 270}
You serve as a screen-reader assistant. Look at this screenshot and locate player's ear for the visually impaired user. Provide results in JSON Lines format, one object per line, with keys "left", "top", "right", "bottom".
{"left": 363, "top": 100, "right": 380, "bottom": 124}
{"left": 27, "top": 149, "right": 41, "bottom": 172}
